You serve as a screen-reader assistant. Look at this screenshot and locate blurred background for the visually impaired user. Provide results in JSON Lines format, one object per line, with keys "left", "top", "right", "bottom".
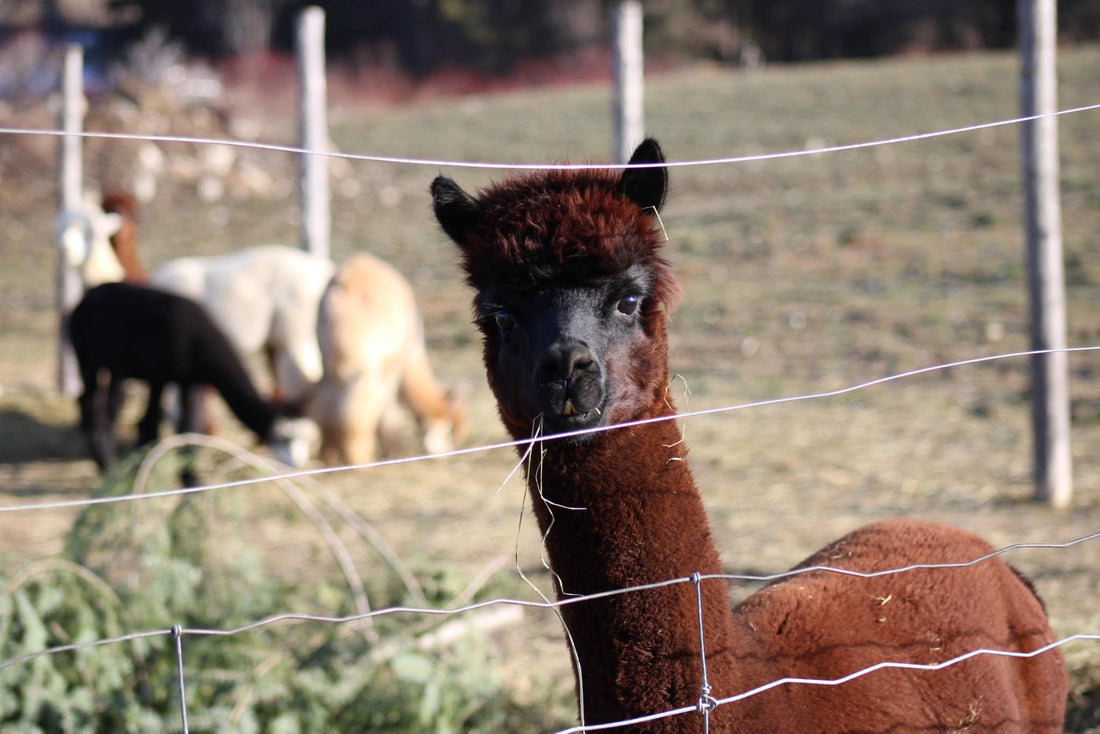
{"left": 1, "top": 2, "right": 1099, "bottom": 732}
{"left": 3, "top": 0, "right": 1100, "bottom": 101}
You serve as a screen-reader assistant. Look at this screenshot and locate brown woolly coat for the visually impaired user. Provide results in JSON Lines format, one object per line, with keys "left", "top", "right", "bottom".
{"left": 526, "top": 398, "right": 1065, "bottom": 732}
{"left": 433, "top": 140, "right": 1068, "bottom": 732}
{"left": 101, "top": 191, "right": 147, "bottom": 283}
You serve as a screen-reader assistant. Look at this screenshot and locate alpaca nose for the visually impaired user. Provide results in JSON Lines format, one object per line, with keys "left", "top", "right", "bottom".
{"left": 536, "top": 341, "right": 603, "bottom": 418}
{"left": 537, "top": 342, "right": 596, "bottom": 384}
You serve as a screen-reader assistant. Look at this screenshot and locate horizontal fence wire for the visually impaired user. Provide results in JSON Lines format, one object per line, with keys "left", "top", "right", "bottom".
{"left": 0, "top": 102, "right": 1098, "bottom": 171}
{"left": 2, "top": 98, "right": 1099, "bottom": 731}
{"left": 2, "top": 564, "right": 1097, "bottom": 730}
{"left": 550, "top": 634, "right": 1100, "bottom": 733}
{"left": 1, "top": 345, "right": 1098, "bottom": 517}
{"left": 3, "top": 544, "right": 1098, "bottom": 671}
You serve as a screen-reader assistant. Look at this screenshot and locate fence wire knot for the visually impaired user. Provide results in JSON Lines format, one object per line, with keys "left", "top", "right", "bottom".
{"left": 697, "top": 683, "right": 718, "bottom": 714}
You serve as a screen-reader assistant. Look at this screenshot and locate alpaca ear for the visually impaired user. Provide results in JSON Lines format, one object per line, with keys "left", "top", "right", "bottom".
{"left": 618, "top": 138, "right": 667, "bottom": 212}
{"left": 431, "top": 176, "right": 482, "bottom": 246}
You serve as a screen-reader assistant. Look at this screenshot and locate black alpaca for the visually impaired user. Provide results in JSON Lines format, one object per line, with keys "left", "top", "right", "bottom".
{"left": 69, "top": 282, "right": 306, "bottom": 484}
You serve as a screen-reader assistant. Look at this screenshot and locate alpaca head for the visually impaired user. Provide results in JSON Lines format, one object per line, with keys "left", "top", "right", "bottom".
{"left": 432, "top": 140, "right": 681, "bottom": 440}
{"left": 421, "top": 389, "right": 468, "bottom": 455}
{"left": 56, "top": 192, "right": 125, "bottom": 287}
{"left": 101, "top": 191, "right": 138, "bottom": 221}
{"left": 266, "top": 415, "right": 320, "bottom": 468}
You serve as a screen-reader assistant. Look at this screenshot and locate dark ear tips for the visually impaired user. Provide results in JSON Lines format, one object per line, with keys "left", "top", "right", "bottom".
{"left": 431, "top": 176, "right": 481, "bottom": 245}
{"left": 434, "top": 140, "right": 666, "bottom": 242}
{"left": 629, "top": 138, "right": 665, "bottom": 166}
{"left": 618, "top": 138, "right": 668, "bottom": 213}
{"left": 430, "top": 176, "right": 465, "bottom": 207}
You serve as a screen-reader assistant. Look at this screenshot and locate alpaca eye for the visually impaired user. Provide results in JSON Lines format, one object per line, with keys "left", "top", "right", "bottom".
{"left": 494, "top": 311, "right": 516, "bottom": 332}
{"left": 616, "top": 295, "right": 640, "bottom": 316}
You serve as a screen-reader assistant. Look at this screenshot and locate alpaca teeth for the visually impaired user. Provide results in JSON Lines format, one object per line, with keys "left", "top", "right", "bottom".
{"left": 562, "top": 399, "right": 578, "bottom": 417}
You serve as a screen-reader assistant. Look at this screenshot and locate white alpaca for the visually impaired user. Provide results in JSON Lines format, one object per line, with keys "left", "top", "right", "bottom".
{"left": 309, "top": 253, "right": 466, "bottom": 465}
{"left": 56, "top": 192, "right": 125, "bottom": 287}
{"left": 151, "top": 245, "right": 336, "bottom": 404}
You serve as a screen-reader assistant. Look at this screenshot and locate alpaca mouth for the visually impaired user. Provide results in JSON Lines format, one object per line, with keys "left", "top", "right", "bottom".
{"left": 542, "top": 397, "right": 605, "bottom": 437}
{"left": 536, "top": 372, "right": 607, "bottom": 437}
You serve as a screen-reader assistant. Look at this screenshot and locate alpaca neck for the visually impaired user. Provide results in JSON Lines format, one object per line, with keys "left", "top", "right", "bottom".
{"left": 528, "top": 412, "right": 722, "bottom": 586}
{"left": 524, "top": 400, "right": 736, "bottom": 725}
{"left": 199, "top": 352, "right": 276, "bottom": 441}
{"left": 399, "top": 341, "right": 451, "bottom": 422}
{"left": 109, "top": 215, "right": 147, "bottom": 283}
{"left": 218, "top": 387, "right": 276, "bottom": 441}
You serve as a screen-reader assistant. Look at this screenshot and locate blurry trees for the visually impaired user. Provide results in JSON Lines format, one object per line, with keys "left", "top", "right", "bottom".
{"left": 270, "top": 0, "right": 604, "bottom": 75}
{"left": 107, "top": 0, "right": 286, "bottom": 56}
{"left": 90, "top": 0, "right": 1100, "bottom": 72}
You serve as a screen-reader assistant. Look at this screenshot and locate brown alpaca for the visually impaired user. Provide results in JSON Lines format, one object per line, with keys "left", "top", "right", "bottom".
{"left": 309, "top": 253, "right": 466, "bottom": 465}
{"left": 101, "top": 191, "right": 147, "bottom": 283}
{"left": 431, "top": 140, "right": 1068, "bottom": 732}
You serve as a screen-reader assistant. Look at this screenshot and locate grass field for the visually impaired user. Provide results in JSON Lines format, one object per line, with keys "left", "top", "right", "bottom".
{"left": 1, "top": 46, "right": 1099, "bottom": 730}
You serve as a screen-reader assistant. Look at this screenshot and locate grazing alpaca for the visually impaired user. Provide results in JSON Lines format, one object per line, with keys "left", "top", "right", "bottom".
{"left": 55, "top": 192, "right": 125, "bottom": 288}
{"left": 69, "top": 282, "right": 312, "bottom": 485}
{"left": 99, "top": 198, "right": 331, "bottom": 435}
{"left": 150, "top": 245, "right": 336, "bottom": 404}
{"left": 309, "top": 253, "right": 466, "bottom": 465}
{"left": 431, "top": 140, "right": 1068, "bottom": 732}
{"left": 101, "top": 191, "right": 147, "bottom": 283}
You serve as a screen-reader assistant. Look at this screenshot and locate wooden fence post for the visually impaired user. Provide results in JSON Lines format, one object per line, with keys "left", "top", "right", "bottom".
{"left": 1018, "top": 0, "right": 1072, "bottom": 507}
{"left": 611, "top": 1, "right": 644, "bottom": 165}
{"left": 57, "top": 43, "right": 85, "bottom": 397}
{"left": 296, "top": 6, "right": 331, "bottom": 260}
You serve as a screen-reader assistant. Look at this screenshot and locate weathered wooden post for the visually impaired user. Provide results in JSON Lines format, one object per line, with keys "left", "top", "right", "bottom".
{"left": 1018, "top": 0, "right": 1072, "bottom": 507}
{"left": 611, "top": 1, "right": 644, "bottom": 165}
{"left": 57, "top": 43, "right": 85, "bottom": 397}
{"left": 296, "top": 5, "right": 330, "bottom": 259}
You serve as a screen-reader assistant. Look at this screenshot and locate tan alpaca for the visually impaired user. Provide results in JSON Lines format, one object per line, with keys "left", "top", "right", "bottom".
{"left": 310, "top": 253, "right": 465, "bottom": 465}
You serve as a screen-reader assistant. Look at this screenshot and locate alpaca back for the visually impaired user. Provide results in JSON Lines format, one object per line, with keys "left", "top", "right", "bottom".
{"left": 716, "top": 518, "right": 1067, "bottom": 732}
{"left": 312, "top": 253, "right": 412, "bottom": 463}
{"left": 151, "top": 245, "right": 335, "bottom": 397}
{"left": 71, "top": 283, "right": 277, "bottom": 441}
{"left": 312, "top": 253, "right": 464, "bottom": 463}
{"left": 71, "top": 283, "right": 209, "bottom": 381}
{"left": 316, "top": 253, "right": 417, "bottom": 382}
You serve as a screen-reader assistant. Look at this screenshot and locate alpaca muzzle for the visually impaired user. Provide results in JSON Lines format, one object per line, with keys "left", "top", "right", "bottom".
{"left": 267, "top": 417, "right": 319, "bottom": 467}
{"left": 535, "top": 341, "right": 607, "bottom": 436}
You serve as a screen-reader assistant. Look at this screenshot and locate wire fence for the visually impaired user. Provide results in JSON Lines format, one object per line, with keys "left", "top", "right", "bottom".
{"left": 1, "top": 346, "right": 1098, "bottom": 731}
{"left": 2, "top": 344, "right": 1098, "bottom": 513}
{"left": 1, "top": 98, "right": 1099, "bottom": 731}
{"left": 2, "top": 513, "right": 1098, "bottom": 731}
{"left": 3, "top": 101, "right": 1100, "bottom": 171}
{"left": 2, "top": 519, "right": 1098, "bottom": 732}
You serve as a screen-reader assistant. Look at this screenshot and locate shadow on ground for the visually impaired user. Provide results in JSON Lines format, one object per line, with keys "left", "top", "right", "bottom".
{"left": 0, "top": 408, "right": 86, "bottom": 464}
